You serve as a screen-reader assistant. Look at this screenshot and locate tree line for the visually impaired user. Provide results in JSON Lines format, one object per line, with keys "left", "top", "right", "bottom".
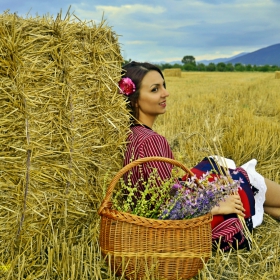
{"left": 123, "top": 56, "right": 280, "bottom": 72}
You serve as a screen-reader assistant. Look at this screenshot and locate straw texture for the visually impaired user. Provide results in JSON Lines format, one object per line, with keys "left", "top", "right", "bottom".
{"left": 164, "top": 68, "right": 182, "bottom": 77}
{"left": 98, "top": 157, "right": 212, "bottom": 280}
{"left": 275, "top": 71, "right": 280, "bottom": 79}
{"left": 0, "top": 10, "right": 129, "bottom": 279}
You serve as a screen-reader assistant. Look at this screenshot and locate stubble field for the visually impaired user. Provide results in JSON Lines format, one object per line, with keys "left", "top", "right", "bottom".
{"left": 152, "top": 71, "right": 280, "bottom": 279}
{"left": 156, "top": 71, "right": 280, "bottom": 180}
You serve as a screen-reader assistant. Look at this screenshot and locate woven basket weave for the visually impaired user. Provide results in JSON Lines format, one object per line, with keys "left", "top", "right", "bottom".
{"left": 98, "top": 156, "right": 212, "bottom": 280}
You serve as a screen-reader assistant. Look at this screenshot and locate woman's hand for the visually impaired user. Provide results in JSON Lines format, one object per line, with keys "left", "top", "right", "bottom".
{"left": 211, "top": 194, "right": 245, "bottom": 217}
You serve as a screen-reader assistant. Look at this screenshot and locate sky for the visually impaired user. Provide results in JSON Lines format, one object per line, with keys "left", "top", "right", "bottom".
{"left": 1, "top": 0, "right": 280, "bottom": 63}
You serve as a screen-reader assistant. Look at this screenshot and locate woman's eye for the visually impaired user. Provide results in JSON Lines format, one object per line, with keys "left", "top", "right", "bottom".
{"left": 151, "top": 87, "right": 158, "bottom": 92}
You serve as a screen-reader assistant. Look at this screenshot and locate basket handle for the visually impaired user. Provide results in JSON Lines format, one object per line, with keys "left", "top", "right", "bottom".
{"left": 98, "top": 156, "right": 196, "bottom": 215}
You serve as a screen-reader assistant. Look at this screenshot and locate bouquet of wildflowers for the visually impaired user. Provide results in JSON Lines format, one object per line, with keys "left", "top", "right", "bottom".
{"left": 158, "top": 171, "right": 242, "bottom": 220}
{"left": 112, "top": 167, "right": 243, "bottom": 220}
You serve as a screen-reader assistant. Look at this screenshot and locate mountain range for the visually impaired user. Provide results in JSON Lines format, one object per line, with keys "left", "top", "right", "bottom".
{"left": 226, "top": 43, "right": 280, "bottom": 66}
{"left": 165, "top": 43, "right": 280, "bottom": 66}
{"left": 197, "top": 52, "right": 248, "bottom": 65}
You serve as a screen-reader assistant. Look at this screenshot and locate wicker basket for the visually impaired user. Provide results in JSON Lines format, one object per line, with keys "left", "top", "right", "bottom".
{"left": 98, "top": 157, "right": 213, "bottom": 280}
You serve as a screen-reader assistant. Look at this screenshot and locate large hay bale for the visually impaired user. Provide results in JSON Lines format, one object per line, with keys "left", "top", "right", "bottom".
{"left": 275, "top": 71, "right": 280, "bottom": 79}
{"left": 164, "top": 68, "right": 181, "bottom": 77}
{"left": 0, "top": 11, "right": 129, "bottom": 278}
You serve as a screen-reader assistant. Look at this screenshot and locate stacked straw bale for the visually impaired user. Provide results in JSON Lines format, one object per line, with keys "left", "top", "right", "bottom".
{"left": 275, "top": 71, "right": 280, "bottom": 79}
{"left": 0, "top": 11, "right": 129, "bottom": 278}
{"left": 164, "top": 68, "right": 181, "bottom": 77}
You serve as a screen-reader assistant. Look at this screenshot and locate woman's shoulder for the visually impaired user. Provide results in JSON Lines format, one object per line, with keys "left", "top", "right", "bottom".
{"left": 125, "top": 124, "right": 174, "bottom": 162}
{"left": 130, "top": 125, "right": 166, "bottom": 142}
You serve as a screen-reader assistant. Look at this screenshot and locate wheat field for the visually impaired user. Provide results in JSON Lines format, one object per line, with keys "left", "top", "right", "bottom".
{"left": 2, "top": 71, "right": 279, "bottom": 279}
{"left": 101, "top": 71, "right": 280, "bottom": 280}
{"left": 156, "top": 71, "right": 280, "bottom": 179}
{"left": 152, "top": 71, "right": 280, "bottom": 279}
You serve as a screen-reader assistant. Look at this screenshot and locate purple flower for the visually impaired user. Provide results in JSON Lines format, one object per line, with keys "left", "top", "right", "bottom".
{"left": 170, "top": 183, "right": 182, "bottom": 196}
{"left": 158, "top": 172, "right": 242, "bottom": 220}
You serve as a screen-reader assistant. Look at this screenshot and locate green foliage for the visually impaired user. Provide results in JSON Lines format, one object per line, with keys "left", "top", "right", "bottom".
{"left": 206, "top": 63, "right": 216, "bottom": 72}
{"left": 217, "top": 62, "right": 226, "bottom": 72}
{"left": 226, "top": 63, "right": 234, "bottom": 71}
{"left": 270, "top": 65, "right": 280, "bottom": 71}
{"left": 234, "top": 63, "right": 246, "bottom": 72}
{"left": 197, "top": 63, "right": 206, "bottom": 71}
{"left": 182, "top": 55, "right": 196, "bottom": 65}
{"left": 259, "top": 64, "right": 270, "bottom": 72}
{"left": 245, "top": 64, "right": 253, "bottom": 71}
{"left": 183, "top": 63, "right": 197, "bottom": 71}
{"left": 112, "top": 168, "right": 178, "bottom": 219}
{"left": 173, "top": 63, "right": 183, "bottom": 68}
{"left": 157, "top": 62, "right": 174, "bottom": 70}
{"left": 161, "top": 60, "right": 280, "bottom": 73}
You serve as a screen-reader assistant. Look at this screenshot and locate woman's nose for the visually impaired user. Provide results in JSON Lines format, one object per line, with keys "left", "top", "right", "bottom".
{"left": 164, "top": 88, "right": 170, "bottom": 97}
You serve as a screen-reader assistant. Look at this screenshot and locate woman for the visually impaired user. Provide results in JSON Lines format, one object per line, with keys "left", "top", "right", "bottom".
{"left": 120, "top": 61, "right": 280, "bottom": 248}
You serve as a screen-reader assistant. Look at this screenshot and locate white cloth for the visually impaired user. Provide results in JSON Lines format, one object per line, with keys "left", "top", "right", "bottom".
{"left": 241, "top": 159, "right": 266, "bottom": 228}
{"left": 210, "top": 156, "right": 267, "bottom": 228}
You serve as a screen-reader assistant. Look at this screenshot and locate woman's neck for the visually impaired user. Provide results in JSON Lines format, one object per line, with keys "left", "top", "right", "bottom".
{"left": 137, "top": 117, "right": 156, "bottom": 129}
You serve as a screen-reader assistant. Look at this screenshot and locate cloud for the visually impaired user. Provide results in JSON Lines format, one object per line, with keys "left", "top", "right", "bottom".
{"left": 1, "top": 0, "right": 279, "bottom": 62}
{"left": 95, "top": 4, "right": 166, "bottom": 15}
{"left": 125, "top": 40, "right": 153, "bottom": 45}
{"left": 72, "top": 3, "right": 166, "bottom": 22}
{"left": 118, "top": 0, "right": 280, "bottom": 60}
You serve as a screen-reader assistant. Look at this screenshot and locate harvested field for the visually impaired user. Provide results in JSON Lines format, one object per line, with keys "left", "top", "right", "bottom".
{"left": 1, "top": 9, "right": 279, "bottom": 278}
{"left": 154, "top": 71, "right": 280, "bottom": 279}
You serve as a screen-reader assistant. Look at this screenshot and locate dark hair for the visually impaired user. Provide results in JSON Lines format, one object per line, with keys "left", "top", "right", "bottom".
{"left": 121, "top": 61, "right": 165, "bottom": 119}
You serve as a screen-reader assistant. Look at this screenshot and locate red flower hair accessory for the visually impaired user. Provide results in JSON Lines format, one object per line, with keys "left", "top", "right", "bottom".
{"left": 118, "top": 77, "right": 136, "bottom": 96}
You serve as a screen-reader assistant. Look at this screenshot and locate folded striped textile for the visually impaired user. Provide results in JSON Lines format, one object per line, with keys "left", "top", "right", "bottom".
{"left": 182, "top": 157, "right": 256, "bottom": 250}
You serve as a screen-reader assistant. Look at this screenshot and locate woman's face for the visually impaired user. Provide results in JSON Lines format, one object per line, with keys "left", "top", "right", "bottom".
{"left": 136, "top": 70, "right": 169, "bottom": 126}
